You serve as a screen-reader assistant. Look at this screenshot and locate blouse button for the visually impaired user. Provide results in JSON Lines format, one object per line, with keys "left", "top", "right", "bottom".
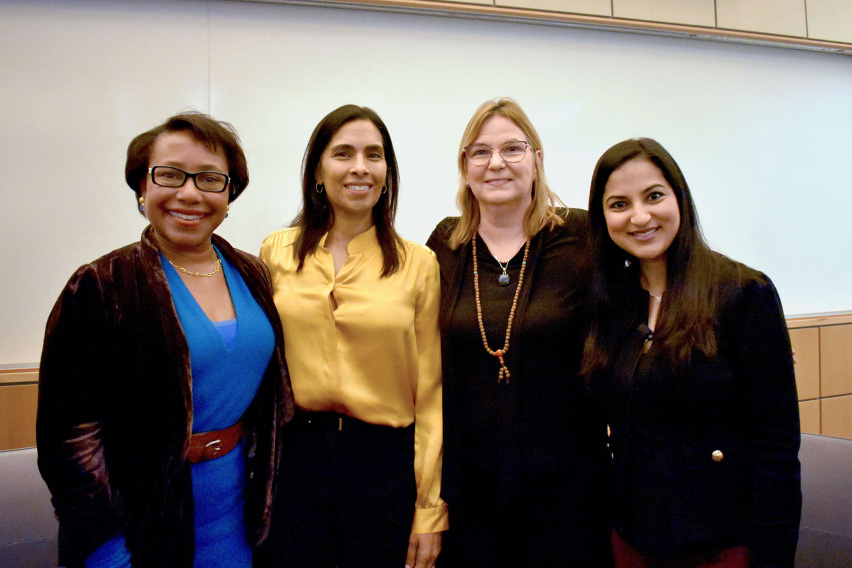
{"left": 712, "top": 450, "right": 724, "bottom": 462}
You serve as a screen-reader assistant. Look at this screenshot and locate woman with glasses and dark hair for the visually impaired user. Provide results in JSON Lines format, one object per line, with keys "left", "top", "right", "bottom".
{"left": 259, "top": 104, "right": 446, "bottom": 568}
{"left": 37, "top": 111, "right": 294, "bottom": 568}
{"left": 426, "top": 98, "right": 612, "bottom": 567}
{"left": 584, "top": 137, "right": 801, "bottom": 568}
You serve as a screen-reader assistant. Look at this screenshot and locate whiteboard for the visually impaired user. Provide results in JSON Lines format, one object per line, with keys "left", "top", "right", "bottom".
{"left": 1, "top": 0, "right": 851, "bottom": 366}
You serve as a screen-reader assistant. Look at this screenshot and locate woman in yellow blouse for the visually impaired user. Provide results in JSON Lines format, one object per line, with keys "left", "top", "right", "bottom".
{"left": 259, "top": 105, "right": 446, "bottom": 568}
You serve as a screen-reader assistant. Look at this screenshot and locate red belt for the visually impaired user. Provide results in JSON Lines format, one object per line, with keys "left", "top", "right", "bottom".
{"left": 187, "top": 419, "right": 243, "bottom": 464}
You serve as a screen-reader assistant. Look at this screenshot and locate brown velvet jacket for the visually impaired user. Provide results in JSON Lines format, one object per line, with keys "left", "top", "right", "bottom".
{"left": 37, "top": 227, "right": 294, "bottom": 568}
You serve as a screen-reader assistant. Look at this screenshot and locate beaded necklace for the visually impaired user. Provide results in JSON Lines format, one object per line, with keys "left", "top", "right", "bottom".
{"left": 472, "top": 231, "right": 531, "bottom": 383}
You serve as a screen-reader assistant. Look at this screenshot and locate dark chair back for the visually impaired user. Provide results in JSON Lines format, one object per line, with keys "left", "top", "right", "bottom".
{"left": 0, "top": 447, "right": 59, "bottom": 567}
{"left": 795, "top": 433, "right": 852, "bottom": 567}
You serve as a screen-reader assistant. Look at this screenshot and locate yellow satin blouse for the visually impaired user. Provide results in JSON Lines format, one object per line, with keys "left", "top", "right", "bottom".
{"left": 259, "top": 226, "right": 448, "bottom": 533}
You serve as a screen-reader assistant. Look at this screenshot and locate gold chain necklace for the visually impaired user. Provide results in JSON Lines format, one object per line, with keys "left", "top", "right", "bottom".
{"left": 472, "top": 231, "right": 530, "bottom": 383}
{"left": 168, "top": 258, "right": 222, "bottom": 278}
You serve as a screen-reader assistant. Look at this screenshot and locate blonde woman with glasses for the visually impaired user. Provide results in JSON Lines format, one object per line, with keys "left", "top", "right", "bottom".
{"left": 427, "top": 98, "right": 612, "bottom": 567}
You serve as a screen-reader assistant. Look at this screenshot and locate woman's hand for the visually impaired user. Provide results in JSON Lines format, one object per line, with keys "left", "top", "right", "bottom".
{"left": 405, "top": 531, "right": 442, "bottom": 568}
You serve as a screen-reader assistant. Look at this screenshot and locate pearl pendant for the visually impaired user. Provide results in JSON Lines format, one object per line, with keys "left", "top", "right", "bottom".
{"left": 498, "top": 272, "right": 511, "bottom": 286}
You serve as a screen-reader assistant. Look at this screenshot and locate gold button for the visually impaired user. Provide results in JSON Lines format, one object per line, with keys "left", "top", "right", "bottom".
{"left": 712, "top": 450, "right": 724, "bottom": 462}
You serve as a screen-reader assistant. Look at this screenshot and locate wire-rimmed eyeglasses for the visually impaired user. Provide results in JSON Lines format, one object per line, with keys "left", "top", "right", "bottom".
{"left": 464, "top": 141, "right": 531, "bottom": 166}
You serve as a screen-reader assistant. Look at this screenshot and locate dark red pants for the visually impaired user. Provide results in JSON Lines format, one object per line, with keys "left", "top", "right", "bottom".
{"left": 612, "top": 530, "right": 749, "bottom": 568}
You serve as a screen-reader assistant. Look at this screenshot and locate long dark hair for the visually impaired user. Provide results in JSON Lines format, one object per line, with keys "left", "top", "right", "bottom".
{"left": 583, "top": 138, "right": 742, "bottom": 373}
{"left": 292, "top": 104, "right": 403, "bottom": 276}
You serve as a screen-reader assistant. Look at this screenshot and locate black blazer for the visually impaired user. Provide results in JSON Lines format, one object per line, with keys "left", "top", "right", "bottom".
{"left": 592, "top": 259, "right": 801, "bottom": 568}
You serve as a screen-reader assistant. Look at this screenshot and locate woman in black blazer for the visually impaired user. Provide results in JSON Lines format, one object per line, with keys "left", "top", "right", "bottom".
{"left": 583, "top": 138, "right": 801, "bottom": 568}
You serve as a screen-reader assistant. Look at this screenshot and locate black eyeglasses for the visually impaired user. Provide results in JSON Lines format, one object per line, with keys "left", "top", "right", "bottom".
{"left": 464, "top": 141, "right": 531, "bottom": 166}
{"left": 148, "top": 166, "right": 230, "bottom": 193}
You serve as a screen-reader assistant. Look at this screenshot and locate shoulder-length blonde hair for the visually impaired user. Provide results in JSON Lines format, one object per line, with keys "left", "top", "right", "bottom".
{"left": 449, "top": 97, "right": 564, "bottom": 249}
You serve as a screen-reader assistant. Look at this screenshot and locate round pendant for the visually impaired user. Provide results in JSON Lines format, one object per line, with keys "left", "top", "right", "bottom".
{"left": 498, "top": 273, "right": 511, "bottom": 286}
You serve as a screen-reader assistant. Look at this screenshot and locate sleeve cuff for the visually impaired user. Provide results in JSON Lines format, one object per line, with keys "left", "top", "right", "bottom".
{"left": 411, "top": 501, "right": 449, "bottom": 534}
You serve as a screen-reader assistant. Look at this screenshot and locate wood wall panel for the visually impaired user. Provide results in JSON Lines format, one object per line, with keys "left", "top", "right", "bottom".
{"left": 805, "top": 0, "right": 852, "bottom": 43}
{"left": 295, "top": 0, "right": 852, "bottom": 52}
{"left": 715, "top": 0, "right": 807, "bottom": 37}
{"left": 432, "top": 0, "right": 493, "bottom": 6}
{"left": 819, "top": 324, "right": 852, "bottom": 398}
{"left": 798, "top": 400, "right": 820, "bottom": 435}
{"left": 789, "top": 327, "right": 820, "bottom": 401}
{"left": 613, "top": 0, "right": 715, "bottom": 27}
{"left": 497, "top": 0, "right": 611, "bottom": 16}
{"left": 0, "top": 384, "right": 38, "bottom": 451}
{"left": 821, "top": 395, "right": 852, "bottom": 439}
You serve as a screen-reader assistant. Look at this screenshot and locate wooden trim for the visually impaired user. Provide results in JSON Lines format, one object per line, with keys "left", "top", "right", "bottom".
{"left": 241, "top": 0, "right": 852, "bottom": 54}
{"left": 0, "top": 368, "right": 39, "bottom": 386}
{"left": 787, "top": 313, "right": 852, "bottom": 329}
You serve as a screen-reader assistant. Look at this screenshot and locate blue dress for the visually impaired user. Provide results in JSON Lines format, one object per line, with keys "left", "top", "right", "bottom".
{"left": 85, "top": 249, "right": 274, "bottom": 568}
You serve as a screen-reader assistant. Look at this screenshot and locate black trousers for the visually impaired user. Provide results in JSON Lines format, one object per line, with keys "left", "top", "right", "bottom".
{"left": 438, "top": 464, "right": 614, "bottom": 568}
{"left": 261, "top": 411, "right": 415, "bottom": 568}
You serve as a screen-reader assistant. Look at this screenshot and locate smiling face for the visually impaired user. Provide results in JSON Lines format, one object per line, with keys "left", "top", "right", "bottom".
{"left": 315, "top": 119, "right": 387, "bottom": 227}
{"left": 465, "top": 115, "right": 539, "bottom": 212}
{"left": 141, "top": 131, "right": 230, "bottom": 255}
{"left": 602, "top": 157, "right": 681, "bottom": 267}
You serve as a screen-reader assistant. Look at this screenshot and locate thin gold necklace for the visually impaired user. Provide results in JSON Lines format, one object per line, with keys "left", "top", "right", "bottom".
{"left": 472, "top": 231, "right": 530, "bottom": 383}
{"left": 168, "top": 258, "right": 222, "bottom": 278}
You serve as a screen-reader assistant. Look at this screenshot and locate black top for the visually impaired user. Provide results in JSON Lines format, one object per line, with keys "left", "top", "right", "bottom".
{"left": 427, "top": 209, "right": 609, "bottom": 504}
{"left": 591, "top": 258, "right": 801, "bottom": 567}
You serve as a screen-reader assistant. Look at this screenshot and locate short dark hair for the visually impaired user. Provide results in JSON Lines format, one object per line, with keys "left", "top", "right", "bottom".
{"left": 125, "top": 111, "right": 249, "bottom": 213}
{"left": 292, "top": 104, "right": 403, "bottom": 276}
